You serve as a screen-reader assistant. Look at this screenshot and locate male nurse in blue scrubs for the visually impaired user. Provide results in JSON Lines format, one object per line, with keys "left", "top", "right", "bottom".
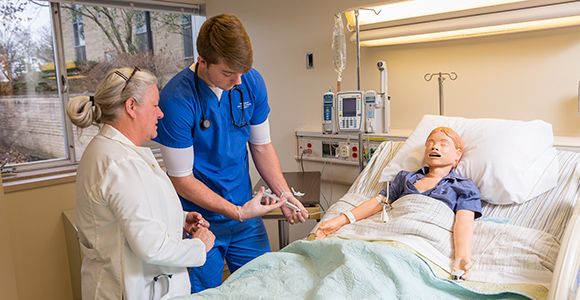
{"left": 154, "top": 14, "right": 309, "bottom": 293}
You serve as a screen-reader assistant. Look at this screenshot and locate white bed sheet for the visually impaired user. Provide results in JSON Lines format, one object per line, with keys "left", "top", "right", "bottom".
{"left": 312, "top": 141, "right": 580, "bottom": 288}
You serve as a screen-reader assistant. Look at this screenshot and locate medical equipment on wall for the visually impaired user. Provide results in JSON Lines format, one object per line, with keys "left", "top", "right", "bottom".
{"left": 337, "top": 90, "right": 363, "bottom": 132}
{"left": 424, "top": 72, "right": 458, "bottom": 116}
{"left": 332, "top": 14, "right": 346, "bottom": 92}
{"left": 377, "top": 60, "right": 391, "bottom": 133}
{"left": 362, "top": 61, "right": 390, "bottom": 134}
{"left": 364, "top": 90, "right": 383, "bottom": 133}
{"left": 322, "top": 90, "right": 336, "bottom": 133}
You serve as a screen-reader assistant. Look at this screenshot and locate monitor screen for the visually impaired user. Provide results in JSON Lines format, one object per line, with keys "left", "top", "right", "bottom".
{"left": 343, "top": 97, "right": 356, "bottom": 117}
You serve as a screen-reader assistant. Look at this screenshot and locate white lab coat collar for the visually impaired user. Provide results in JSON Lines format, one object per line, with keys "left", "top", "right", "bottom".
{"left": 99, "top": 124, "right": 159, "bottom": 168}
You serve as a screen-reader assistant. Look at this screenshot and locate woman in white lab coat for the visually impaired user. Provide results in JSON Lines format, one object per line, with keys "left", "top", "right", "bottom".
{"left": 67, "top": 67, "right": 215, "bottom": 300}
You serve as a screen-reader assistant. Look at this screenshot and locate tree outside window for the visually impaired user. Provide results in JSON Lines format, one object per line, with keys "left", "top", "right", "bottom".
{"left": 0, "top": 0, "right": 204, "bottom": 177}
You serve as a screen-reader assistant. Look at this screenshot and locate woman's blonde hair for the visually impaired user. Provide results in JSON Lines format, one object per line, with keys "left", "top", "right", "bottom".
{"left": 196, "top": 14, "right": 253, "bottom": 73}
{"left": 67, "top": 67, "right": 157, "bottom": 129}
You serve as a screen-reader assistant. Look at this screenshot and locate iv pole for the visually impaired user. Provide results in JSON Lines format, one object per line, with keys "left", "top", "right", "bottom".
{"left": 344, "top": 8, "right": 380, "bottom": 91}
{"left": 355, "top": 9, "right": 360, "bottom": 91}
{"left": 424, "top": 72, "right": 458, "bottom": 115}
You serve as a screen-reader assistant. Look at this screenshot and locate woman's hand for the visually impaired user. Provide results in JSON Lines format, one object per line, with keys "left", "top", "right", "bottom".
{"left": 184, "top": 211, "right": 209, "bottom": 235}
{"left": 184, "top": 211, "right": 215, "bottom": 252}
{"left": 315, "top": 215, "right": 348, "bottom": 239}
{"left": 192, "top": 227, "right": 215, "bottom": 253}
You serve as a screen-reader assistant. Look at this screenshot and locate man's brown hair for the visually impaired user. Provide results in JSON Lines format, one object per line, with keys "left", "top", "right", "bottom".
{"left": 197, "top": 14, "right": 253, "bottom": 73}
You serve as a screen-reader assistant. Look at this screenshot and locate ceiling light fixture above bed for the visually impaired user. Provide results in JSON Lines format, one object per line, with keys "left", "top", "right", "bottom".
{"left": 347, "top": 0, "right": 580, "bottom": 46}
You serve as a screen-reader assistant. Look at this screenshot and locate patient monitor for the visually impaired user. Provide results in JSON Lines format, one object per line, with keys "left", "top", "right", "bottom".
{"left": 337, "top": 90, "right": 363, "bottom": 132}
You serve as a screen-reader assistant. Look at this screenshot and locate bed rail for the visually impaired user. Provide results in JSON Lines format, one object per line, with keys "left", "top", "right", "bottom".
{"left": 548, "top": 192, "right": 580, "bottom": 300}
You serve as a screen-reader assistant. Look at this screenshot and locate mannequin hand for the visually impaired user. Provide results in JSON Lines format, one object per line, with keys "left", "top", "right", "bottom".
{"left": 238, "top": 187, "right": 286, "bottom": 221}
{"left": 315, "top": 215, "right": 348, "bottom": 239}
{"left": 452, "top": 256, "right": 473, "bottom": 280}
{"left": 280, "top": 192, "right": 308, "bottom": 224}
{"left": 191, "top": 227, "right": 215, "bottom": 253}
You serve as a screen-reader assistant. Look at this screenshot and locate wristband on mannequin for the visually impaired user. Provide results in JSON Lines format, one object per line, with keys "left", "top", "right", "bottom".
{"left": 343, "top": 211, "right": 356, "bottom": 224}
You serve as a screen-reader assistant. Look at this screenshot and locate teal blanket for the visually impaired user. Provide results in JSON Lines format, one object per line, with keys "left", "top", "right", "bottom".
{"left": 172, "top": 239, "right": 534, "bottom": 299}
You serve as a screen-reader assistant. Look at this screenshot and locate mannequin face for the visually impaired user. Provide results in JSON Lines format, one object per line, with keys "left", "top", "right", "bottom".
{"left": 424, "top": 131, "right": 462, "bottom": 168}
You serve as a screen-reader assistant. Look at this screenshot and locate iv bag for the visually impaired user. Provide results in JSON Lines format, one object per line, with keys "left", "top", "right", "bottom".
{"left": 332, "top": 14, "right": 346, "bottom": 75}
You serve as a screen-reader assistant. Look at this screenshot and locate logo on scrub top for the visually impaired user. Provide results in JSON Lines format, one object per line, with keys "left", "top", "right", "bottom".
{"left": 237, "top": 101, "right": 252, "bottom": 109}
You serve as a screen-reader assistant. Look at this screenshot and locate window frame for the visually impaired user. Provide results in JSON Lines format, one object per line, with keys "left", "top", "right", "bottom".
{"left": 2, "top": 0, "right": 204, "bottom": 177}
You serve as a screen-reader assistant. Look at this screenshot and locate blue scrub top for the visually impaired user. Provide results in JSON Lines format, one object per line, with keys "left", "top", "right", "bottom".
{"left": 380, "top": 167, "right": 482, "bottom": 218}
{"left": 154, "top": 67, "right": 270, "bottom": 221}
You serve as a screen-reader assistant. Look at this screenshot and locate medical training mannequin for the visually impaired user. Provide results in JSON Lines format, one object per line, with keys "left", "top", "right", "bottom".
{"left": 315, "top": 127, "right": 482, "bottom": 280}
{"left": 67, "top": 67, "right": 215, "bottom": 300}
{"left": 153, "top": 14, "right": 309, "bottom": 292}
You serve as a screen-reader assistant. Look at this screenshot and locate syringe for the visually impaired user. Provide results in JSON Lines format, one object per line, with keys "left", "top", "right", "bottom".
{"left": 263, "top": 190, "right": 302, "bottom": 212}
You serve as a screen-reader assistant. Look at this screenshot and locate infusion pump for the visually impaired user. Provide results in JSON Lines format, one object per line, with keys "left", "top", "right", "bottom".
{"left": 336, "top": 91, "right": 363, "bottom": 132}
{"left": 331, "top": 90, "right": 384, "bottom": 133}
{"left": 322, "top": 60, "right": 390, "bottom": 134}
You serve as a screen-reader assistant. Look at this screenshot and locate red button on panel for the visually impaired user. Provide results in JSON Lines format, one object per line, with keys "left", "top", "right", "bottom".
{"left": 352, "top": 146, "right": 358, "bottom": 152}
{"left": 307, "top": 143, "right": 312, "bottom": 148}
{"left": 352, "top": 153, "right": 358, "bottom": 158}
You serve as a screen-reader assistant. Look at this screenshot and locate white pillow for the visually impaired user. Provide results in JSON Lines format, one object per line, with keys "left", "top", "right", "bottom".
{"left": 379, "top": 115, "right": 558, "bottom": 205}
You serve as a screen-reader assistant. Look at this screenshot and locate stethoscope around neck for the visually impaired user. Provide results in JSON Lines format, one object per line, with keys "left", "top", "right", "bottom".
{"left": 194, "top": 63, "right": 249, "bottom": 130}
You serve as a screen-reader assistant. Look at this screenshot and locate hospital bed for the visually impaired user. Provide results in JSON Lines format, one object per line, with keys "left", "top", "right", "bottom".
{"left": 173, "top": 115, "right": 580, "bottom": 300}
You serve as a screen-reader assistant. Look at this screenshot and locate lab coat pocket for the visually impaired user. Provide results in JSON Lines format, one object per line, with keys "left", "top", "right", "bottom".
{"left": 79, "top": 239, "right": 101, "bottom": 260}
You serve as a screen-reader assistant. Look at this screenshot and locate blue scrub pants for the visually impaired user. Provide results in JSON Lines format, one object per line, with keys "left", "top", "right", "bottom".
{"left": 189, "top": 217, "right": 270, "bottom": 293}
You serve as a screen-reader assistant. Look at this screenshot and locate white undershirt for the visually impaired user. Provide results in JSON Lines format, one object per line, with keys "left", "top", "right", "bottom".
{"left": 211, "top": 87, "right": 223, "bottom": 102}
{"left": 160, "top": 119, "right": 271, "bottom": 177}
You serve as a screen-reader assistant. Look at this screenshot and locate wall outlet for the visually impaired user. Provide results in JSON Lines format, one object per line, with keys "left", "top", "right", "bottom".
{"left": 339, "top": 145, "right": 349, "bottom": 158}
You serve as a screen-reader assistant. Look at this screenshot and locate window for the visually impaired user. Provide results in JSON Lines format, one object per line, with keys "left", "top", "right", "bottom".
{"left": 0, "top": 2, "right": 63, "bottom": 171}
{"left": 0, "top": 0, "right": 204, "bottom": 178}
{"left": 71, "top": 4, "right": 86, "bottom": 61}
{"left": 182, "top": 15, "right": 194, "bottom": 63}
{"left": 181, "top": 14, "right": 204, "bottom": 68}
{"left": 135, "top": 11, "right": 153, "bottom": 53}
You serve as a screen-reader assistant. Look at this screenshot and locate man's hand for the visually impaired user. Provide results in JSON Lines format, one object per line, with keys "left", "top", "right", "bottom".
{"left": 238, "top": 187, "right": 287, "bottom": 221}
{"left": 280, "top": 192, "right": 308, "bottom": 224}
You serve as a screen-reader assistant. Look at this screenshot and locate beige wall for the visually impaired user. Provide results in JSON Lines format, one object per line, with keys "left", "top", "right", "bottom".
{"left": 362, "top": 27, "right": 580, "bottom": 133}
{"left": 2, "top": 182, "right": 76, "bottom": 300}
{"left": 0, "top": 182, "right": 19, "bottom": 300}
